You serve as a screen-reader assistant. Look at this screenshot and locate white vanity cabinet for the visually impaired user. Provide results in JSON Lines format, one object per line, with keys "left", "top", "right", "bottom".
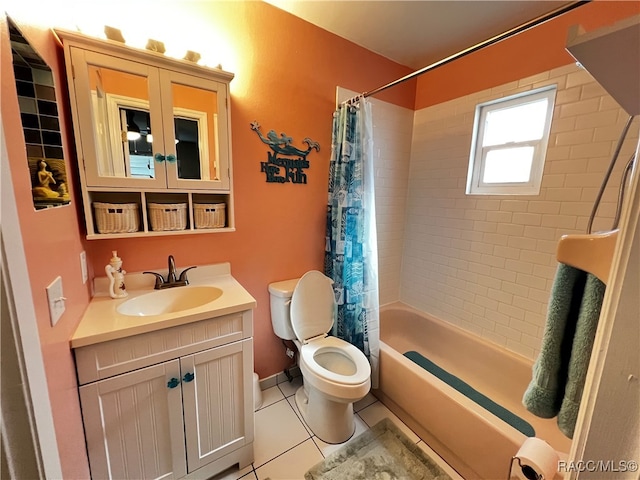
{"left": 56, "top": 29, "right": 235, "bottom": 238}
{"left": 74, "top": 310, "right": 254, "bottom": 480}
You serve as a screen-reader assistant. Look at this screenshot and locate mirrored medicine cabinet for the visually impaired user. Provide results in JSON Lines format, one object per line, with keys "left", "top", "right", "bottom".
{"left": 56, "top": 29, "right": 235, "bottom": 238}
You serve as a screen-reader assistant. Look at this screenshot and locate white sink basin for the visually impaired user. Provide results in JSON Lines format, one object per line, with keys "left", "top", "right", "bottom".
{"left": 117, "top": 286, "right": 223, "bottom": 317}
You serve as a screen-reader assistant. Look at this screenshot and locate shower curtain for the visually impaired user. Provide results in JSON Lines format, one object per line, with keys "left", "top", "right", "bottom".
{"left": 325, "top": 97, "right": 380, "bottom": 387}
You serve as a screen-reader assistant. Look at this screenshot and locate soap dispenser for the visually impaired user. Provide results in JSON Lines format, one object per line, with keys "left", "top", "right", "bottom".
{"left": 105, "top": 251, "right": 127, "bottom": 299}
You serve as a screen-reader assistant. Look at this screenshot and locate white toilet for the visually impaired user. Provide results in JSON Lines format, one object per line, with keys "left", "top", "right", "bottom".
{"left": 268, "top": 270, "right": 371, "bottom": 444}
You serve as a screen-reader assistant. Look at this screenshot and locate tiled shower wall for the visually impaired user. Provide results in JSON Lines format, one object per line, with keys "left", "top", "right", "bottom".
{"left": 400, "top": 64, "right": 639, "bottom": 360}
{"left": 337, "top": 87, "right": 414, "bottom": 306}
{"left": 372, "top": 100, "right": 414, "bottom": 305}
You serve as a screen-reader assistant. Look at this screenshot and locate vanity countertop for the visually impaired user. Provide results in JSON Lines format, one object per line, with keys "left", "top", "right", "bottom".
{"left": 71, "top": 263, "right": 256, "bottom": 348}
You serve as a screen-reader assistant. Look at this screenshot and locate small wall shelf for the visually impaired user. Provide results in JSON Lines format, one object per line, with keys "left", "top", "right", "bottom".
{"left": 87, "top": 189, "right": 234, "bottom": 239}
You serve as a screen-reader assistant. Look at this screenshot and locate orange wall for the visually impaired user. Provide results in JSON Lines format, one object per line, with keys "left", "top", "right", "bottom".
{"left": 1, "top": 18, "right": 91, "bottom": 479}
{"left": 415, "top": 0, "right": 640, "bottom": 110}
{"left": 7, "top": 2, "right": 636, "bottom": 476}
{"left": 3, "top": 4, "right": 413, "bottom": 476}
{"left": 83, "top": 1, "right": 415, "bottom": 381}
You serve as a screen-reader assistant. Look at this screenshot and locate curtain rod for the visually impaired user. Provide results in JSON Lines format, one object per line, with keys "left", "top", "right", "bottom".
{"left": 357, "top": 0, "right": 590, "bottom": 101}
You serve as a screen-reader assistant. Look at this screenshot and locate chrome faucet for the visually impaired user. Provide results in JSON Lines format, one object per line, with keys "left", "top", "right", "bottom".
{"left": 144, "top": 255, "right": 197, "bottom": 289}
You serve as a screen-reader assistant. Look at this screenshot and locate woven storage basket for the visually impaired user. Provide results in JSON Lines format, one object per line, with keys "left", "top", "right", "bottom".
{"left": 93, "top": 202, "right": 139, "bottom": 234}
{"left": 194, "top": 203, "right": 226, "bottom": 229}
{"left": 148, "top": 203, "right": 187, "bottom": 231}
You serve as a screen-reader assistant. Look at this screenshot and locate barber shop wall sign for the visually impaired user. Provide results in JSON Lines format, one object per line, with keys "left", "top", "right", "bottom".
{"left": 251, "top": 121, "right": 320, "bottom": 184}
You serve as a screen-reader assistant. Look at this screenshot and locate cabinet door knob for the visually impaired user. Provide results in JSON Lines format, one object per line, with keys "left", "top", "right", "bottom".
{"left": 167, "top": 377, "right": 180, "bottom": 389}
{"left": 182, "top": 372, "right": 195, "bottom": 383}
{"left": 154, "top": 153, "right": 166, "bottom": 163}
{"left": 166, "top": 154, "right": 176, "bottom": 163}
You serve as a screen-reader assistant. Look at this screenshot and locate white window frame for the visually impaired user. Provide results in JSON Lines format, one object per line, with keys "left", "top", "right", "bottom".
{"left": 466, "top": 85, "right": 556, "bottom": 195}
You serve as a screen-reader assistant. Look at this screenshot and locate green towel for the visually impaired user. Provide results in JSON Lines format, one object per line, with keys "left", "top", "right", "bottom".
{"left": 557, "top": 273, "right": 606, "bottom": 438}
{"left": 522, "top": 263, "right": 605, "bottom": 438}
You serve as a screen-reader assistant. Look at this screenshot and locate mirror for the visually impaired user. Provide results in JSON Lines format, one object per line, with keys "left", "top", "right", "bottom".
{"left": 88, "top": 65, "right": 156, "bottom": 179}
{"left": 8, "top": 17, "right": 71, "bottom": 210}
{"left": 86, "top": 65, "right": 219, "bottom": 182}
{"left": 171, "top": 82, "right": 219, "bottom": 181}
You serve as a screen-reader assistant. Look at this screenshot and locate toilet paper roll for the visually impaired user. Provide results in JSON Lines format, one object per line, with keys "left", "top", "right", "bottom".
{"left": 511, "top": 437, "right": 559, "bottom": 480}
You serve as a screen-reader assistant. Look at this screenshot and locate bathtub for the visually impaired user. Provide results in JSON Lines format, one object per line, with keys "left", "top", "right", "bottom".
{"left": 375, "top": 303, "right": 571, "bottom": 480}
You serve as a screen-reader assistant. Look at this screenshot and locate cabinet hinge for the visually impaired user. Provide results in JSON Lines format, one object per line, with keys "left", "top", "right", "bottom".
{"left": 71, "top": 64, "right": 75, "bottom": 79}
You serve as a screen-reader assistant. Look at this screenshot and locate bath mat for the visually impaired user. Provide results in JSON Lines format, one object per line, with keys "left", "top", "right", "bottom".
{"left": 404, "top": 351, "right": 535, "bottom": 437}
{"left": 304, "top": 418, "right": 453, "bottom": 480}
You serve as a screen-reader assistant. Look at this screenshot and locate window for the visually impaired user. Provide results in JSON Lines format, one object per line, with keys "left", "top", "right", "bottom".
{"left": 466, "top": 86, "right": 556, "bottom": 195}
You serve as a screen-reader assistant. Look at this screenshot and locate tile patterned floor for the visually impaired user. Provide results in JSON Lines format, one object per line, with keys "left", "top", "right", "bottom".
{"left": 212, "top": 376, "right": 463, "bottom": 480}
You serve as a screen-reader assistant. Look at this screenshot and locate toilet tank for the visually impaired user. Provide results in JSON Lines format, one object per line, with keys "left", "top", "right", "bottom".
{"left": 268, "top": 278, "right": 299, "bottom": 340}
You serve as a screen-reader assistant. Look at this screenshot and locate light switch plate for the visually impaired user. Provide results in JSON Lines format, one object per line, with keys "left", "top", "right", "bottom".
{"left": 46, "top": 276, "right": 65, "bottom": 326}
{"left": 80, "top": 251, "right": 88, "bottom": 284}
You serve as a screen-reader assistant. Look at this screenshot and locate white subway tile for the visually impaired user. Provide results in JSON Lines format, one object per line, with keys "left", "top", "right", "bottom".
{"left": 481, "top": 330, "right": 508, "bottom": 347}
{"left": 508, "top": 236, "right": 538, "bottom": 251}
{"left": 495, "top": 322, "right": 524, "bottom": 340}
{"left": 512, "top": 212, "right": 543, "bottom": 226}
{"left": 509, "top": 317, "right": 539, "bottom": 337}
{"left": 528, "top": 201, "right": 561, "bottom": 214}
{"left": 559, "top": 98, "right": 600, "bottom": 118}
{"left": 493, "top": 245, "right": 521, "bottom": 260}
{"left": 483, "top": 232, "right": 509, "bottom": 246}
{"left": 555, "top": 128, "right": 594, "bottom": 146}
{"left": 541, "top": 214, "right": 578, "bottom": 229}
{"left": 554, "top": 86, "right": 581, "bottom": 105}
{"left": 475, "top": 295, "right": 499, "bottom": 311}
{"left": 518, "top": 71, "right": 550, "bottom": 86}
{"left": 502, "top": 281, "right": 530, "bottom": 298}
{"left": 486, "top": 211, "right": 513, "bottom": 223}
{"left": 500, "top": 200, "right": 529, "bottom": 212}
{"left": 473, "top": 221, "right": 498, "bottom": 233}
{"left": 471, "top": 314, "right": 495, "bottom": 331}
{"left": 505, "top": 259, "right": 534, "bottom": 275}
{"left": 505, "top": 340, "right": 535, "bottom": 359}
{"left": 519, "top": 333, "right": 542, "bottom": 352}
{"left": 579, "top": 82, "right": 607, "bottom": 100}
{"left": 523, "top": 225, "right": 558, "bottom": 241}
{"left": 575, "top": 109, "right": 619, "bottom": 130}
{"left": 570, "top": 142, "right": 614, "bottom": 159}
{"left": 599, "top": 95, "right": 623, "bottom": 111}
{"left": 475, "top": 199, "right": 502, "bottom": 211}
{"left": 516, "top": 273, "right": 548, "bottom": 291}
{"left": 399, "top": 65, "right": 625, "bottom": 357}
{"left": 528, "top": 287, "right": 551, "bottom": 305}
{"left": 565, "top": 69, "right": 596, "bottom": 88}
{"left": 490, "top": 267, "right": 518, "bottom": 283}
{"left": 541, "top": 173, "right": 567, "bottom": 188}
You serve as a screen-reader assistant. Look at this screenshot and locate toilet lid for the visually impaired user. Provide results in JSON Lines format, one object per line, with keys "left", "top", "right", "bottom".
{"left": 290, "top": 270, "right": 336, "bottom": 343}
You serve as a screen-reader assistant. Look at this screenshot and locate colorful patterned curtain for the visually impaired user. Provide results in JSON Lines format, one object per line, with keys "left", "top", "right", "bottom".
{"left": 324, "top": 98, "right": 380, "bottom": 387}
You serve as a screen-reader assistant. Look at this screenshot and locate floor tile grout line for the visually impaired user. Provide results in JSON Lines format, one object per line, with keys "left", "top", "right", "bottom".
{"left": 253, "top": 436, "right": 314, "bottom": 471}
{"left": 277, "top": 380, "right": 302, "bottom": 398}
{"left": 253, "top": 396, "right": 312, "bottom": 470}
{"left": 255, "top": 394, "right": 287, "bottom": 412}
{"left": 284, "top": 395, "right": 313, "bottom": 436}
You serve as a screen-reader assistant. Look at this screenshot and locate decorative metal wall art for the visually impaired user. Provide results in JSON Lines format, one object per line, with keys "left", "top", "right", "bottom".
{"left": 251, "top": 121, "right": 319, "bottom": 184}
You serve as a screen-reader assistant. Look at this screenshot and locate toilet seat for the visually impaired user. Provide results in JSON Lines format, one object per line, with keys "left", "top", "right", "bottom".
{"left": 300, "top": 336, "right": 371, "bottom": 386}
